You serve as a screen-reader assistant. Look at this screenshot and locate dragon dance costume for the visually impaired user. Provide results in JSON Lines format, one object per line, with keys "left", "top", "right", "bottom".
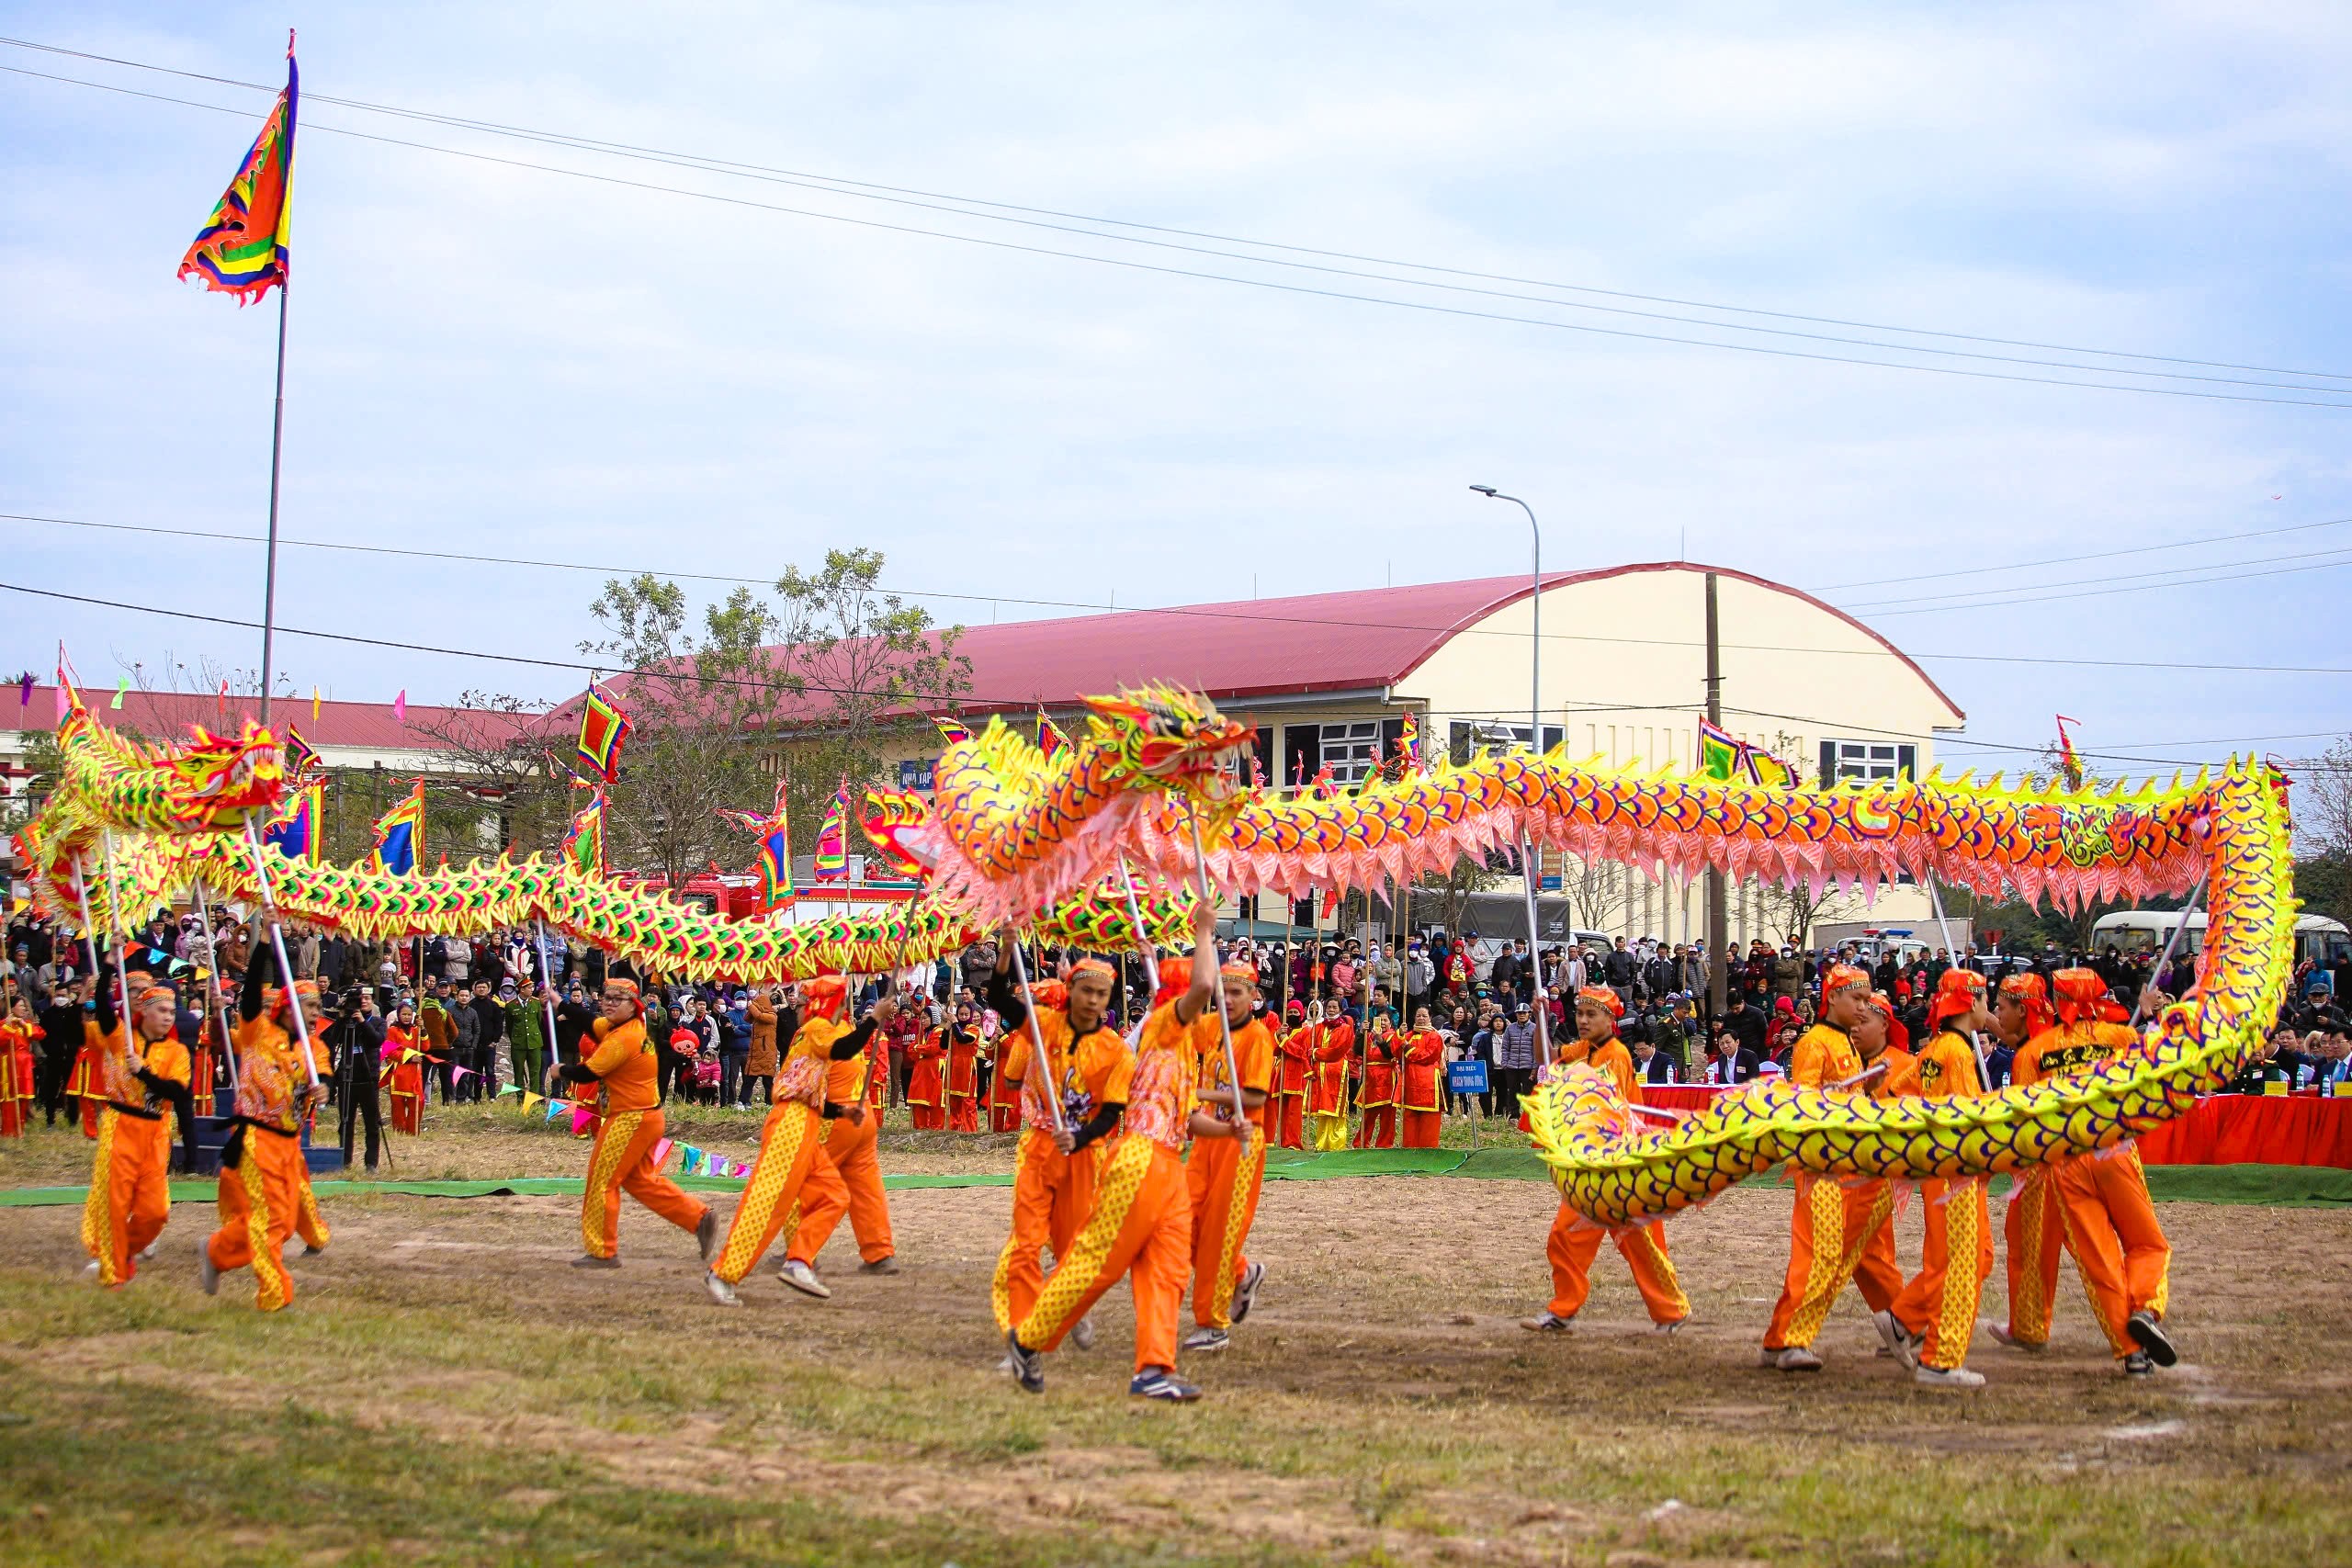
{"left": 986, "top": 967, "right": 1135, "bottom": 1337}
{"left": 565, "top": 980, "right": 710, "bottom": 1266}
{"left": 80, "top": 978, "right": 194, "bottom": 1288}
{"left": 1353, "top": 1019, "right": 1397, "bottom": 1148}
{"left": 1530, "top": 988, "right": 1688, "bottom": 1332}
{"left": 1883, "top": 969, "right": 1997, "bottom": 1379}
{"left": 782, "top": 985, "right": 898, "bottom": 1279}
{"left": 1273, "top": 1015, "right": 1311, "bottom": 1149}
{"left": 1185, "top": 966, "right": 1272, "bottom": 1338}
{"left": 204, "top": 958, "right": 326, "bottom": 1312}
{"left": 2004, "top": 969, "right": 2176, "bottom": 1371}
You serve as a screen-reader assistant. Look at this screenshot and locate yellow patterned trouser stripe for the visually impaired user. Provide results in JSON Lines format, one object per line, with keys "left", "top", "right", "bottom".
{"left": 244, "top": 1155, "right": 290, "bottom": 1313}
{"left": 81, "top": 1110, "right": 118, "bottom": 1277}
{"left": 1928, "top": 1179, "right": 1984, "bottom": 1366}
{"left": 714, "top": 1106, "right": 812, "bottom": 1283}
{"left": 1786, "top": 1179, "right": 1892, "bottom": 1348}
{"left": 581, "top": 1110, "right": 643, "bottom": 1258}
{"left": 1622, "top": 1221, "right": 1690, "bottom": 1323}
{"left": 1199, "top": 1136, "right": 1265, "bottom": 1329}
{"left": 2010, "top": 1168, "right": 2052, "bottom": 1344}
{"left": 295, "top": 1168, "right": 330, "bottom": 1251}
{"left": 1018, "top": 1134, "right": 1152, "bottom": 1350}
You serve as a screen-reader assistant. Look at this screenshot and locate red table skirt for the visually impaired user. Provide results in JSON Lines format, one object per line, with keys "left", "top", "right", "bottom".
{"left": 1638, "top": 1085, "right": 2352, "bottom": 1168}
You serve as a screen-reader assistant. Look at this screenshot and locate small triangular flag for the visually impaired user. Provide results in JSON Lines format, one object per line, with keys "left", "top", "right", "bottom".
{"left": 392, "top": 690, "right": 408, "bottom": 723}
{"left": 311, "top": 686, "right": 322, "bottom": 719}
{"left": 522, "top": 1092, "right": 543, "bottom": 1114}
{"left": 110, "top": 678, "right": 127, "bottom": 710}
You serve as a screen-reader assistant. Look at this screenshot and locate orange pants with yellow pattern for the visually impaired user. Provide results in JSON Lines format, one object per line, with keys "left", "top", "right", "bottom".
{"left": 787, "top": 1111, "right": 894, "bottom": 1268}
{"left": 1763, "top": 1173, "right": 1903, "bottom": 1350}
{"left": 1015, "top": 1134, "right": 1192, "bottom": 1375}
{"left": 81, "top": 1109, "right": 173, "bottom": 1287}
{"left": 1890, "top": 1177, "right": 1993, "bottom": 1371}
{"left": 581, "top": 1108, "right": 706, "bottom": 1260}
{"left": 1545, "top": 1206, "right": 1688, "bottom": 1325}
{"left": 1186, "top": 1127, "right": 1265, "bottom": 1329}
{"left": 207, "top": 1125, "right": 304, "bottom": 1312}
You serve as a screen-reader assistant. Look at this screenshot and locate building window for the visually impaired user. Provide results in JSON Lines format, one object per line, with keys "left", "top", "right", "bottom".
{"left": 1320, "top": 721, "right": 1383, "bottom": 784}
{"left": 1818, "top": 739, "right": 1917, "bottom": 786}
{"left": 1449, "top": 720, "right": 1567, "bottom": 763}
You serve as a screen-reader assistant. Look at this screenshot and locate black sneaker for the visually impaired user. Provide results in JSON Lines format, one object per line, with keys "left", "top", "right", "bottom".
{"left": 1004, "top": 1331, "right": 1045, "bottom": 1394}
{"left": 2126, "top": 1311, "right": 2177, "bottom": 1368}
{"left": 1230, "top": 1260, "right": 1265, "bottom": 1325}
{"left": 1129, "top": 1368, "right": 1201, "bottom": 1402}
{"left": 2122, "top": 1351, "right": 2155, "bottom": 1378}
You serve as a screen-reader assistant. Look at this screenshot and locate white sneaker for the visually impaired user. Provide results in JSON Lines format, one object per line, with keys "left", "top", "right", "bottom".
{"left": 703, "top": 1269, "right": 740, "bottom": 1307}
{"left": 82, "top": 1259, "right": 99, "bottom": 1277}
{"left": 1988, "top": 1324, "right": 2045, "bottom": 1354}
{"left": 1873, "top": 1310, "right": 1918, "bottom": 1370}
{"left": 1771, "top": 1347, "right": 1823, "bottom": 1372}
{"left": 139, "top": 1243, "right": 159, "bottom": 1261}
{"left": 1071, "top": 1313, "right": 1098, "bottom": 1351}
{"left": 1914, "top": 1363, "right": 1985, "bottom": 1390}
{"left": 777, "top": 1258, "right": 831, "bottom": 1299}
{"left": 1182, "top": 1325, "right": 1231, "bottom": 1353}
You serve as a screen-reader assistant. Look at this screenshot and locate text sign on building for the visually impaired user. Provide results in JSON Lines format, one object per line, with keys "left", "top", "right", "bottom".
{"left": 898, "top": 759, "right": 935, "bottom": 793}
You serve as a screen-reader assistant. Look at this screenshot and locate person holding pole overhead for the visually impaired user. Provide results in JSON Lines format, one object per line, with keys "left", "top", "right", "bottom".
{"left": 199, "top": 942, "right": 326, "bottom": 1312}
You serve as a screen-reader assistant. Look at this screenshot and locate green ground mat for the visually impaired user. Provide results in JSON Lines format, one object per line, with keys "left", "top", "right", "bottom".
{"left": 3, "top": 1155, "right": 2342, "bottom": 1209}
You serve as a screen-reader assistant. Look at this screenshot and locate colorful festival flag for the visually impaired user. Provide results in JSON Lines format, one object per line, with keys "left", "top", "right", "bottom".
{"left": 369, "top": 780, "right": 425, "bottom": 877}
{"left": 110, "top": 678, "right": 128, "bottom": 711}
{"left": 1699, "top": 719, "right": 1796, "bottom": 789}
{"left": 860, "top": 785, "right": 929, "bottom": 882}
{"left": 560, "top": 791, "right": 607, "bottom": 879}
{"left": 311, "top": 686, "right": 321, "bottom": 720}
{"left": 575, "top": 685, "right": 632, "bottom": 784}
{"left": 813, "top": 783, "right": 850, "bottom": 880}
{"left": 1035, "top": 710, "right": 1070, "bottom": 760}
{"left": 262, "top": 777, "right": 323, "bottom": 863}
{"left": 2055, "top": 715, "right": 2086, "bottom": 790}
{"left": 1398, "top": 711, "right": 1419, "bottom": 768}
{"left": 716, "top": 779, "right": 795, "bottom": 905}
{"left": 392, "top": 689, "right": 407, "bottom": 723}
{"left": 933, "top": 715, "right": 971, "bottom": 747}
{"left": 177, "top": 37, "right": 297, "bottom": 304}
{"left": 284, "top": 726, "right": 322, "bottom": 780}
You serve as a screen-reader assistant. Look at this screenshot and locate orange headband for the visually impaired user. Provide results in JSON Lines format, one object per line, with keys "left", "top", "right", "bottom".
{"left": 1999, "top": 971, "right": 2055, "bottom": 1036}
{"left": 1821, "top": 963, "right": 1871, "bottom": 999}
{"left": 1220, "top": 961, "right": 1258, "bottom": 985}
{"left": 1157, "top": 956, "right": 1194, "bottom": 997}
{"left": 802, "top": 974, "right": 846, "bottom": 1021}
{"left": 1927, "top": 967, "right": 1986, "bottom": 1032}
{"left": 1069, "top": 957, "right": 1115, "bottom": 983}
{"left": 1575, "top": 986, "right": 1624, "bottom": 1021}
{"left": 2052, "top": 967, "right": 2125, "bottom": 1026}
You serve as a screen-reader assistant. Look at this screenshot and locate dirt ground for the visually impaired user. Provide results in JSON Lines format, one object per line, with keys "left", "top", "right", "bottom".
{"left": 2, "top": 1135, "right": 2349, "bottom": 1565}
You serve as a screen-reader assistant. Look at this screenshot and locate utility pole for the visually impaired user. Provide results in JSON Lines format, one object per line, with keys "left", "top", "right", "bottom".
{"left": 1704, "top": 571, "right": 1727, "bottom": 1021}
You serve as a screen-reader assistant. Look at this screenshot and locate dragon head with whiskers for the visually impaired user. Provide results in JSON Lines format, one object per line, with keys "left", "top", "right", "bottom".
{"left": 1082, "top": 684, "right": 1255, "bottom": 803}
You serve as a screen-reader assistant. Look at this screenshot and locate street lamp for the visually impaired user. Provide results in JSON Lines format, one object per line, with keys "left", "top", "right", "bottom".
{"left": 1471, "top": 484, "right": 1549, "bottom": 1066}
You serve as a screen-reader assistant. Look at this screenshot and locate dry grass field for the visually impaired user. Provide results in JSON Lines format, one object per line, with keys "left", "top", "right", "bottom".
{"left": 1, "top": 1108, "right": 2347, "bottom": 1566}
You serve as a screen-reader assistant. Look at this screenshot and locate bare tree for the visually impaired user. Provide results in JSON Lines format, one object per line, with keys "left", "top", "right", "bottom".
{"left": 1561, "top": 853, "right": 1631, "bottom": 934}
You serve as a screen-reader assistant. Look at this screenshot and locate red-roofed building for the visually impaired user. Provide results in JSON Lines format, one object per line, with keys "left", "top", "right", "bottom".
{"left": 552, "top": 562, "right": 1965, "bottom": 945}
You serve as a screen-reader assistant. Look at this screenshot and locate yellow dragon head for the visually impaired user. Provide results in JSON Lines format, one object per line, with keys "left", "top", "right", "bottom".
{"left": 1081, "top": 684, "right": 1255, "bottom": 802}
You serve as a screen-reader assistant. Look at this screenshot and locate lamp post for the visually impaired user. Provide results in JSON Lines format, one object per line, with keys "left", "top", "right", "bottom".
{"left": 1471, "top": 485, "right": 1549, "bottom": 1066}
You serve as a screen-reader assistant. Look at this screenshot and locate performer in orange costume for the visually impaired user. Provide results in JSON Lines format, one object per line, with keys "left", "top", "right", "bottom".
{"left": 986, "top": 953, "right": 1134, "bottom": 1347}
{"left": 944, "top": 1005, "right": 982, "bottom": 1132}
{"left": 988, "top": 1011, "right": 1025, "bottom": 1133}
{"left": 705, "top": 976, "right": 893, "bottom": 1304}
{"left": 560, "top": 977, "right": 716, "bottom": 1270}
{"left": 69, "top": 1003, "right": 106, "bottom": 1138}
{"left": 784, "top": 978, "right": 902, "bottom": 1286}
{"left": 1521, "top": 987, "right": 1689, "bottom": 1334}
{"left": 1988, "top": 970, "right": 2061, "bottom": 1354}
{"left": 1759, "top": 963, "right": 1904, "bottom": 1371}
{"left": 0, "top": 995, "right": 41, "bottom": 1137}
{"left": 1353, "top": 1016, "right": 1398, "bottom": 1148}
{"left": 1879, "top": 968, "right": 1996, "bottom": 1389}
{"left": 1273, "top": 1002, "right": 1312, "bottom": 1150}
{"left": 2000, "top": 967, "right": 2177, "bottom": 1376}
{"left": 1397, "top": 1007, "right": 1446, "bottom": 1148}
{"left": 1006, "top": 924, "right": 1249, "bottom": 1403}
{"left": 80, "top": 976, "right": 193, "bottom": 1287}
{"left": 1183, "top": 948, "right": 1272, "bottom": 1353}
{"left": 383, "top": 1002, "right": 425, "bottom": 1137}
{"left": 1309, "top": 1006, "right": 1353, "bottom": 1152}
{"left": 906, "top": 1023, "right": 945, "bottom": 1130}
{"left": 201, "top": 948, "right": 328, "bottom": 1312}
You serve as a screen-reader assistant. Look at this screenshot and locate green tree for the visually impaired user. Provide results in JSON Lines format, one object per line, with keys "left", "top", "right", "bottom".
{"left": 579, "top": 551, "right": 968, "bottom": 889}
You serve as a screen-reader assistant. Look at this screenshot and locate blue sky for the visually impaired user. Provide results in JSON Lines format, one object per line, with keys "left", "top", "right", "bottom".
{"left": 6, "top": 2, "right": 2352, "bottom": 780}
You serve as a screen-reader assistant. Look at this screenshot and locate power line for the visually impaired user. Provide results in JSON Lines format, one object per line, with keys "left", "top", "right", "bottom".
{"left": 1858, "top": 550, "right": 2352, "bottom": 618}
{"left": 10, "top": 60, "right": 2352, "bottom": 412}
{"left": 1841, "top": 540, "right": 2352, "bottom": 614}
{"left": 1816, "top": 513, "right": 2352, "bottom": 592}
{"left": 11, "top": 508, "right": 2351, "bottom": 677}
{"left": 7, "top": 32, "right": 2348, "bottom": 389}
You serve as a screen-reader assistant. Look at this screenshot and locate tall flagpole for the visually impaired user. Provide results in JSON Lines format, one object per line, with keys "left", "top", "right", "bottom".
{"left": 258, "top": 277, "right": 289, "bottom": 724}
